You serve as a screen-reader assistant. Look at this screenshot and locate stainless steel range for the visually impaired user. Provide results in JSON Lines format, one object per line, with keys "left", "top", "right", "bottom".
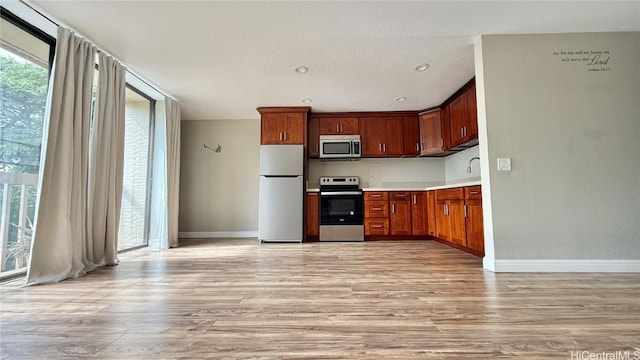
{"left": 319, "top": 176, "right": 364, "bottom": 242}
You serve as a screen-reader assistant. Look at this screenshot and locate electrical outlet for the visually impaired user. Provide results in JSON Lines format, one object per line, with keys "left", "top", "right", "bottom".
{"left": 497, "top": 158, "right": 512, "bottom": 171}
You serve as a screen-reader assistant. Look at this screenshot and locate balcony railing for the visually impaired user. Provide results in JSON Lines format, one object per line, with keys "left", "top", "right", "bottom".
{"left": 0, "top": 171, "right": 38, "bottom": 279}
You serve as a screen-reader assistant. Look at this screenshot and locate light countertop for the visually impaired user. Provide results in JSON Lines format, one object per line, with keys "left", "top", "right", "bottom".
{"left": 306, "top": 178, "right": 481, "bottom": 192}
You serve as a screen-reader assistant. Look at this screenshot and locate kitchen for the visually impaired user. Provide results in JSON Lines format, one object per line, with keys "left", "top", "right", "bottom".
{"left": 178, "top": 31, "right": 639, "bottom": 273}
{"left": 255, "top": 78, "right": 485, "bottom": 257}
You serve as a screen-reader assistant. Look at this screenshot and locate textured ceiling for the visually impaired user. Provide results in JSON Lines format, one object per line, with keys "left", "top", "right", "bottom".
{"left": 28, "top": 1, "right": 640, "bottom": 120}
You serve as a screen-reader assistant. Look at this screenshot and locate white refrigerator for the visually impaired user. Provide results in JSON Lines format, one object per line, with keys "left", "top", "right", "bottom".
{"left": 258, "top": 145, "right": 304, "bottom": 243}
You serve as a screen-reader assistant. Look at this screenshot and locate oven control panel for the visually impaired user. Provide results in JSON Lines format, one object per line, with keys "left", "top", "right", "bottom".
{"left": 320, "top": 176, "right": 359, "bottom": 186}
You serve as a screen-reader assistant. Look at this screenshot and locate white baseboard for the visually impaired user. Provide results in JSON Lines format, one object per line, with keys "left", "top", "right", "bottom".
{"left": 483, "top": 257, "right": 495, "bottom": 272}
{"left": 178, "top": 231, "right": 258, "bottom": 239}
{"left": 488, "top": 259, "right": 640, "bottom": 273}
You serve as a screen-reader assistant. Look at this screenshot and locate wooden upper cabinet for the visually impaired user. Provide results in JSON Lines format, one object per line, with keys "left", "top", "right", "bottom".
{"left": 448, "top": 83, "right": 477, "bottom": 148}
{"left": 319, "top": 117, "right": 359, "bottom": 135}
{"left": 361, "top": 117, "right": 404, "bottom": 156}
{"left": 381, "top": 117, "right": 404, "bottom": 156}
{"left": 261, "top": 112, "right": 285, "bottom": 145}
{"left": 308, "top": 117, "right": 320, "bottom": 158}
{"left": 419, "top": 111, "right": 444, "bottom": 155}
{"left": 449, "top": 95, "right": 467, "bottom": 147}
{"left": 258, "top": 107, "right": 309, "bottom": 145}
{"left": 403, "top": 116, "right": 420, "bottom": 156}
{"left": 360, "top": 117, "right": 382, "bottom": 156}
{"left": 283, "top": 113, "right": 305, "bottom": 144}
{"left": 441, "top": 105, "right": 452, "bottom": 151}
{"left": 465, "top": 85, "right": 478, "bottom": 140}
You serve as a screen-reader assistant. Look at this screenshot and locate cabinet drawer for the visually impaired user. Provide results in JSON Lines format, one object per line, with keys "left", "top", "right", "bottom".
{"left": 389, "top": 191, "right": 410, "bottom": 201}
{"left": 465, "top": 186, "right": 482, "bottom": 200}
{"left": 365, "top": 201, "right": 389, "bottom": 218}
{"left": 435, "top": 188, "right": 464, "bottom": 201}
{"left": 364, "top": 191, "right": 388, "bottom": 201}
{"left": 365, "top": 218, "right": 389, "bottom": 235}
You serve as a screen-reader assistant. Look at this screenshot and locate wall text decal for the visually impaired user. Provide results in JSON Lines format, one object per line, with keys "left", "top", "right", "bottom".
{"left": 553, "top": 50, "right": 611, "bottom": 72}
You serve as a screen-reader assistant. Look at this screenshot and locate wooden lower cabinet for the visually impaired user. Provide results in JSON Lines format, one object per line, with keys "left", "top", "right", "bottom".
{"left": 305, "top": 193, "right": 319, "bottom": 238}
{"left": 448, "top": 199, "right": 467, "bottom": 246}
{"left": 464, "top": 186, "right": 484, "bottom": 253}
{"left": 364, "top": 192, "right": 389, "bottom": 235}
{"left": 434, "top": 186, "right": 484, "bottom": 256}
{"left": 426, "top": 191, "right": 436, "bottom": 236}
{"left": 362, "top": 187, "right": 483, "bottom": 255}
{"left": 411, "top": 192, "right": 429, "bottom": 235}
{"left": 365, "top": 219, "right": 389, "bottom": 235}
{"left": 389, "top": 192, "right": 411, "bottom": 236}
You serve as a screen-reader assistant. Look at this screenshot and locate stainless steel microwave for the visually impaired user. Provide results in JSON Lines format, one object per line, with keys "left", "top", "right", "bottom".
{"left": 319, "top": 135, "right": 361, "bottom": 159}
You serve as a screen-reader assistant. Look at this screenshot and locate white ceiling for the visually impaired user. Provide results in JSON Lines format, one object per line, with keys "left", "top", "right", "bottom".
{"left": 28, "top": 1, "right": 640, "bottom": 120}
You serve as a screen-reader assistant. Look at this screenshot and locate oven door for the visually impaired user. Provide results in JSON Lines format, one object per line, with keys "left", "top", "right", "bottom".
{"left": 319, "top": 192, "right": 363, "bottom": 225}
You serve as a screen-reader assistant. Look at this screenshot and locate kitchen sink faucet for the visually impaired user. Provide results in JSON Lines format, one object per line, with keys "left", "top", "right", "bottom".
{"left": 467, "top": 157, "right": 480, "bottom": 173}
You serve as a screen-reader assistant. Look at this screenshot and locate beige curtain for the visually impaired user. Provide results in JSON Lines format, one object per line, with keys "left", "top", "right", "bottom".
{"left": 86, "top": 53, "right": 126, "bottom": 265}
{"left": 26, "top": 28, "right": 97, "bottom": 285}
{"left": 26, "top": 28, "right": 127, "bottom": 285}
{"left": 165, "top": 98, "right": 181, "bottom": 248}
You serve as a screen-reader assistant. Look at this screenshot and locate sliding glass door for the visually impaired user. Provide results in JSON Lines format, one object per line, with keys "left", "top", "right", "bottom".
{"left": 118, "top": 86, "right": 154, "bottom": 250}
{"left": 0, "top": 10, "right": 54, "bottom": 276}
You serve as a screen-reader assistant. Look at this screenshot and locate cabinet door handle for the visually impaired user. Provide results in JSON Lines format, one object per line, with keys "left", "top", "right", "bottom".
{"left": 379, "top": 143, "right": 382, "bottom": 152}
{"left": 279, "top": 132, "right": 283, "bottom": 141}
{"left": 416, "top": 143, "right": 420, "bottom": 152}
{"left": 421, "top": 142, "right": 424, "bottom": 151}
{"left": 283, "top": 132, "right": 287, "bottom": 141}
{"left": 461, "top": 127, "right": 464, "bottom": 138}
{"left": 444, "top": 204, "right": 448, "bottom": 215}
{"left": 336, "top": 124, "right": 340, "bottom": 133}
{"left": 440, "top": 138, "right": 443, "bottom": 148}
{"left": 464, "top": 205, "right": 467, "bottom": 218}
{"left": 392, "top": 203, "right": 396, "bottom": 213}
{"left": 383, "top": 143, "right": 386, "bottom": 152}
{"left": 413, "top": 195, "right": 417, "bottom": 204}
{"left": 340, "top": 123, "right": 343, "bottom": 133}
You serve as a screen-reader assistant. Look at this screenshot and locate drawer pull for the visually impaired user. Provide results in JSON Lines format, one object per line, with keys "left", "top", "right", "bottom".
{"left": 372, "top": 225, "right": 383, "bottom": 228}
{"left": 470, "top": 191, "right": 480, "bottom": 195}
{"left": 372, "top": 207, "right": 382, "bottom": 211}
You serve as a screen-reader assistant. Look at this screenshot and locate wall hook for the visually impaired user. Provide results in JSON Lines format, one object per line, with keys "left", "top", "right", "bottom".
{"left": 204, "top": 143, "right": 222, "bottom": 153}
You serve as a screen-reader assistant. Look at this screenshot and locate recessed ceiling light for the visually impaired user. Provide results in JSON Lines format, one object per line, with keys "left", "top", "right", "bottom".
{"left": 302, "top": 98, "right": 312, "bottom": 103}
{"left": 294, "top": 66, "right": 309, "bottom": 74}
{"left": 395, "top": 96, "right": 407, "bottom": 102}
{"left": 414, "top": 63, "right": 429, "bottom": 72}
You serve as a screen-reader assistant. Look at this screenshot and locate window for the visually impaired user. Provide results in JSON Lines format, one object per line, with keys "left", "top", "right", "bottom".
{"left": 118, "top": 86, "right": 154, "bottom": 250}
{"left": 0, "top": 8, "right": 54, "bottom": 276}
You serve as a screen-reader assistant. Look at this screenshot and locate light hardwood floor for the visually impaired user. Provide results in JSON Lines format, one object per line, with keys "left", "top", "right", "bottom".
{"left": 1, "top": 239, "right": 639, "bottom": 359}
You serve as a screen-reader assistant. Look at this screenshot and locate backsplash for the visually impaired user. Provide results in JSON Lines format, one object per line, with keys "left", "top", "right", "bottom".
{"left": 308, "top": 145, "right": 481, "bottom": 189}
{"left": 309, "top": 157, "right": 445, "bottom": 188}
{"left": 444, "top": 146, "right": 481, "bottom": 182}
